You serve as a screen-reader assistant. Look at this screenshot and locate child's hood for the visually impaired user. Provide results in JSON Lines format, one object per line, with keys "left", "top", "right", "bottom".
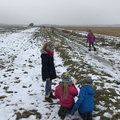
{"left": 83, "top": 85, "right": 95, "bottom": 95}
{"left": 41, "top": 49, "right": 47, "bottom": 54}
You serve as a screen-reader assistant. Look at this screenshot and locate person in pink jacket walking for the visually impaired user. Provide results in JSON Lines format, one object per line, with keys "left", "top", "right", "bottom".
{"left": 87, "top": 30, "right": 96, "bottom": 51}
{"left": 55, "top": 72, "right": 78, "bottom": 120}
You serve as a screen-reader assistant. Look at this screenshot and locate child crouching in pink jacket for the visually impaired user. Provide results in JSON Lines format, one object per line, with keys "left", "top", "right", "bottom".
{"left": 55, "top": 72, "right": 78, "bottom": 119}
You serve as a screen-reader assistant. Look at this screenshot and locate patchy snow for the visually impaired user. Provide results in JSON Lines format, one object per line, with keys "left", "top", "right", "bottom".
{"left": 0, "top": 27, "right": 81, "bottom": 120}
{"left": 103, "top": 112, "right": 112, "bottom": 118}
{"left": 0, "top": 26, "right": 120, "bottom": 120}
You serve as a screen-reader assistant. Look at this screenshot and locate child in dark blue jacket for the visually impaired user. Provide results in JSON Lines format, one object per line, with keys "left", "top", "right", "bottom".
{"left": 41, "top": 42, "right": 57, "bottom": 103}
{"left": 71, "top": 77, "right": 95, "bottom": 120}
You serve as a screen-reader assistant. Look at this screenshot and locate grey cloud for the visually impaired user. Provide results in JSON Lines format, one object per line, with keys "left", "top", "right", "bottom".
{"left": 0, "top": 0, "right": 120, "bottom": 25}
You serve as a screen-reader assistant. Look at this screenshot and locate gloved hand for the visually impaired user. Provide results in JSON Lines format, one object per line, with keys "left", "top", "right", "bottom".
{"left": 71, "top": 110, "right": 75, "bottom": 116}
{"left": 46, "top": 78, "right": 50, "bottom": 81}
{"left": 68, "top": 81, "right": 74, "bottom": 87}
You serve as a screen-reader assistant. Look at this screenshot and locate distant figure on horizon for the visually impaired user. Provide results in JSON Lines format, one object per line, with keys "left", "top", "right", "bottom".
{"left": 55, "top": 72, "right": 78, "bottom": 120}
{"left": 87, "top": 30, "right": 96, "bottom": 51}
{"left": 51, "top": 27, "right": 54, "bottom": 34}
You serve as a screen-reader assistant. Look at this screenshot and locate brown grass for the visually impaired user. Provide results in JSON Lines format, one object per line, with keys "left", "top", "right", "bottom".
{"left": 55, "top": 26, "right": 120, "bottom": 37}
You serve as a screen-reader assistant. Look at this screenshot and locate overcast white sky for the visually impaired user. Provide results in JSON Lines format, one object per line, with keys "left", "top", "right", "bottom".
{"left": 0, "top": 0, "right": 120, "bottom": 25}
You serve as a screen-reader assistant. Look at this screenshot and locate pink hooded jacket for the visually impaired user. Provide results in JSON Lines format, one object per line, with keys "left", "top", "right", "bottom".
{"left": 87, "top": 33, "right": 96, "bottom": 43}
{"left": 55, "top": 83, "right": 78, "bottom": 108}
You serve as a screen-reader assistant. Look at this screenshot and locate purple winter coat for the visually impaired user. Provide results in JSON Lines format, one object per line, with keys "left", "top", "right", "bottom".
{"left": 87, "top": 33, "right": 95, "bottom": 43}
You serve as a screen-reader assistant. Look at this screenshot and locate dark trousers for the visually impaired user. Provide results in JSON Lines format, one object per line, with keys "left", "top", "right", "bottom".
{"left": 58, "top": 106, "right": 72, "bottom": 119}
{"left": 89, "top": 42, "right": 96, "bottom": 51}
{"left": 79, "top": 112, "right": 92, "bottom": 120}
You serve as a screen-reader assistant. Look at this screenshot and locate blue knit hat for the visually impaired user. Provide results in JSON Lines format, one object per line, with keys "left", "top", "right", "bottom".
{"left": 61, "top": 72, "right": 71, "bottom": 83}
{"left": 82, "top": 77, "right": 93, "bottom": 84}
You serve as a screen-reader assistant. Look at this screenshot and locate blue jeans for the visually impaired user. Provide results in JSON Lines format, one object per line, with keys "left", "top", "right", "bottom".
{"left": 45, "top": 80, "right": 52, "bottom": 96}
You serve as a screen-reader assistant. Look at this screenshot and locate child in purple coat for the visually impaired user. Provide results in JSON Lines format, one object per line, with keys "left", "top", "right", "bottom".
{"left": 87, "top": 30, "right": 96, "bottom": 51}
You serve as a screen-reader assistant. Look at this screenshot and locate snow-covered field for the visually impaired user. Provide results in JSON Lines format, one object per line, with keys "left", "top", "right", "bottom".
{"left": 0, "top": 26, "right": 120, "bottom": 120}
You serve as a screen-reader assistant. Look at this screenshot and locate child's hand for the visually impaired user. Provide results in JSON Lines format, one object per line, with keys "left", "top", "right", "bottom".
{"left": 71, "top": 80, "right": 74, "bottom": 84}
{"left": 69, "top": 81, "right": 74, "bottom": 86}
{"left": 46, "top": 78, "right": 50, "bottom": 81}
{"left": 71, "top": 110, "right": 74, "bottom": 116}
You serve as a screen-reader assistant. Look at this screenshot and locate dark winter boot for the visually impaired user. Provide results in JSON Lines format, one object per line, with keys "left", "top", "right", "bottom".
{"left": 61, "top": 107, "right": 68, "bottom": 119}
{"left": 58, "top": 106, "right": 69, "bottom": 120}
{"left": 45, "top": 96, "right": 53, "bottom": 103}
{"left": 50, "top": 92, "right": 57, "bottom": 99}
{"left": 94, "top": 47, "right": 96, "bottom": 51}
{"left": 58, "top": 106, "right": 62, "bottom": 117}
{"left": 89, "top": 49, "right": 91, "bottom": 51}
